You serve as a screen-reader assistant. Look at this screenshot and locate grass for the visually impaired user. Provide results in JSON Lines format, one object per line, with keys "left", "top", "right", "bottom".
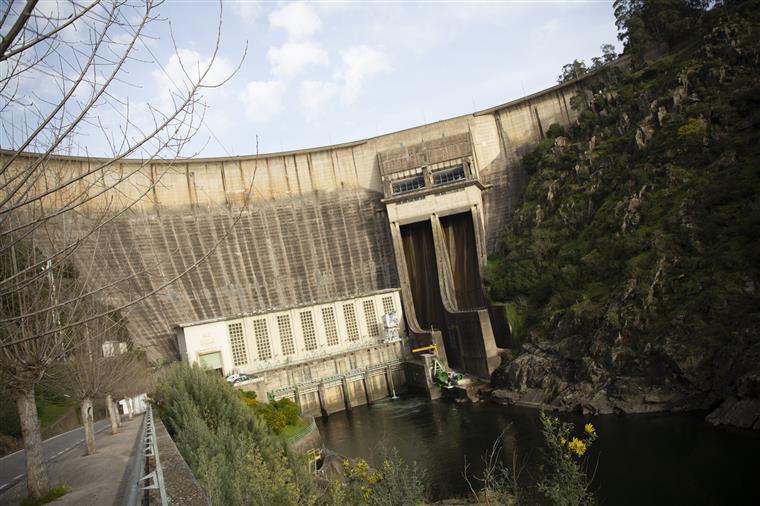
{"left": 37, "top": 400, "right": 77, "bottom": 430}
{"left": 20, "top": 485, "right": 68, "bottom": 506}
{"left": 280, "top": 418, "right": 310, "bottom": 441}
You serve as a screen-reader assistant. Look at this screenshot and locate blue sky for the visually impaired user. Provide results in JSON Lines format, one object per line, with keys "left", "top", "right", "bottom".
{"left": 13, "top": 1, "right": 619, "bottom": 158}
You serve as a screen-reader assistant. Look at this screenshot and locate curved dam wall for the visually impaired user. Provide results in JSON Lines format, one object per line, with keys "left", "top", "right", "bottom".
{"left": 6, "top": 79, "right": 585, "bottom": 360}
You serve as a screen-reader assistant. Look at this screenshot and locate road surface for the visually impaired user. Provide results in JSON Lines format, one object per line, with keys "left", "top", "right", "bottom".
{"left": 0, "top": 419, "right": 110, "bottom": 494}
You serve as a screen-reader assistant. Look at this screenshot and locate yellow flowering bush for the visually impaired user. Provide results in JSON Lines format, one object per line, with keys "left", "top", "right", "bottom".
{"left": 537, "top": 412, "right": 598, "bottom": 506}
{"left": 339, "top": 452, "right": 424, "bottom": 505}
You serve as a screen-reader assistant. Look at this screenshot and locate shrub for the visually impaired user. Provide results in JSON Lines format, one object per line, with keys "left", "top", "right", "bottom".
{"left": 339, "top": 451, "right": 425, "bottom": 506}
{"left": 152, "top": 365, "right": 317, "bottom": 505}
{"left": 677, "top": 117, "right": 706, "bottom": 139}
{"left": 546, "top": 123, "right": 566, "bottom": 139}
{"left": 247, "top": 397, "right": 301, "bottom": 434}
{"left": 536, "top": 412, "right": 598, "bottom": 506}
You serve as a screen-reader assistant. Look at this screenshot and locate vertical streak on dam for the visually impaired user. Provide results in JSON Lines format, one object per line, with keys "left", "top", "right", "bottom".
{"left": 440, "top": 212, "right": 485, "bottom": 311}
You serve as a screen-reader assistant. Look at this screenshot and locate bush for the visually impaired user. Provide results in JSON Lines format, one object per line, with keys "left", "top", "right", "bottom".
{"left": 677, "top": 117, "right": 706, "bottom": 139}
{"left": 536, "top": 412, "right": 597, "bottom": 506}
{"left": 338, "top": 451, "right": 425, "bottom": 506}
{"left": 152, "top": 365, "right": 317, "bottom": 505}
{"left": 248, "top": 397, "right": 301, "bottom": 434}
{"left": 546, "top": 123, "right": 566, "bottom": 139}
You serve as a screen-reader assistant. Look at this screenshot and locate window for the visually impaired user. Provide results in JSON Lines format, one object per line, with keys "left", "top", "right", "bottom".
{"left": 392, "top": 176, "right": 424, "bottom": 195}
{"left": 277, "top": 314, "right": 295, "bottom": 355}
{"left": 343, "top": 303, "right": 360, "bottom": 341}
{"left": 228, "top": 322, "right": 248, "bottom": 366}
{"left": 198, "top": 351, "right": 223, "bottom": 375}
{"left": 363, "top": 300, "right": 379, "bottom": 338}
{"left": 252, "top": 318, "right": 271, "bottom": 360}
{"left": 300, "top": 311, "right": 318, "bottom": 351}
{"left": 432, "top": 165, "right": 465, "bottom": 186}
{"left": 322, "top": 307, "right": 339, "bottom": 346}
{"left": 381, "top": 295, "right": 395, "bottom": 315}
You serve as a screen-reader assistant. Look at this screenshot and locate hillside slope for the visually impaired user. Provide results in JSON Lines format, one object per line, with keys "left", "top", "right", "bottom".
{"left": 488, "top": 1, "right": 760, "bottom": 429}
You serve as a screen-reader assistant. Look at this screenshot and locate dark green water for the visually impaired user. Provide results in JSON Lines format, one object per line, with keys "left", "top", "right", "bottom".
{"left": 315, "top": 396, "right": 760, "bottom": 505}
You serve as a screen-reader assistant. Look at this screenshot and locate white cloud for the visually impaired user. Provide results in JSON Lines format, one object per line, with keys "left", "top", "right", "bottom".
{"left": 239, "top": 80, "right": 285, "bottom": 121}
{"left": 152, "top": 49, "right": 234, "bottom": 113}
{"left": 230, "top": 1, "right": 260, "bottom": 26}
{"left": 269, "top": 2, "right": 322, "bottom": 40}
{"left": 337, "top": 45, "right": 391, "bottom": 104}
{"left": 299, "top": 80, "right": 337, "bottom": 110}
{"left": 268, "top": 42, "right": 329, "bottom": 78}
{"left": 537, "top": 19, "right": 560, "bottom": 36}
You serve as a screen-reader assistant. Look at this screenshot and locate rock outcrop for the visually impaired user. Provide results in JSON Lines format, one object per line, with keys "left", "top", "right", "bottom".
{"left": 487, "top": 10, "right": 760, "bottom": 430}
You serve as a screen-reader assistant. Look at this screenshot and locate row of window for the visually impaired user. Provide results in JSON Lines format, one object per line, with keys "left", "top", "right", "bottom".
{"left": 390, "top": 164, "right": 466, "bottom": 195}
{"left": 227, "top": 295, "right": 396, "bottom": 367}
{"left": 432, "top": 164, "right": 465, "bottom": 185}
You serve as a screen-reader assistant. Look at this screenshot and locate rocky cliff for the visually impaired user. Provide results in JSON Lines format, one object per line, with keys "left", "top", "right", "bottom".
{"left": 488, "top": 2, "right": 760, "bottom": 429}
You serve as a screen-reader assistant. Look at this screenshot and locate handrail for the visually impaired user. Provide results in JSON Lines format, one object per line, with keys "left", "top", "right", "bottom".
{"left": 136, "top": 406, "right": 167, "bottom": 506}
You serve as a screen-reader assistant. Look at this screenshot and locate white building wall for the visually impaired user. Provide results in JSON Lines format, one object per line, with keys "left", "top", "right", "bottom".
{"left": 177, "top": 290, "right": 404, "bottom": 376}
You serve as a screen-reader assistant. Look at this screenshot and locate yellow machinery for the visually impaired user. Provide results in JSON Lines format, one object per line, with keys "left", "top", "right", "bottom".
{"left": 306, "top": 448, "right": 321, "bottom": 474}
{"left": 411, "top": 344, "right": 463, "bottom": 388}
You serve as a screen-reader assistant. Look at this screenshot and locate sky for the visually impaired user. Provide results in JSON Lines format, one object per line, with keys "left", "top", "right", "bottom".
{"left": 7, "top": 1, "right": 621, "bottom": 158}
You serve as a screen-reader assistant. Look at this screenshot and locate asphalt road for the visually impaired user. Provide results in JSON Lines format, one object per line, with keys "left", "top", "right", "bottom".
{"left": 0, "top": 419, "right": 110, "bottom": 494}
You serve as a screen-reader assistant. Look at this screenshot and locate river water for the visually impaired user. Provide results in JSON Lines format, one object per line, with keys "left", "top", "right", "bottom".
{"left": 315, "top": 395, "right": 760, "bottom": 505}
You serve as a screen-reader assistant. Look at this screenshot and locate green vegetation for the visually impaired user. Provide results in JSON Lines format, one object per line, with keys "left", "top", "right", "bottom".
{"left": 536, "top": 414, "right": 598, "bottom": 506}
{"left": 240, "top": 389, "right": 306, "bottom": 437}
{"left": 155, "top": 365, "right": 611, "bottom": 505}
{"left": 336, "top": 453, "right": 426, "bottom": 505}
{"left": 280, "top": 418, "right": 311, "bottom": 440}
{"left": 463, "top": 415, "right": 600, "bottom": 505}
{"left": 0, "top": 387, "right": 77, "bottom": 455}
{"left": 557, "top": 44, "right": 618, "bottom": 83}
{"left": 488, "top": 0, "right": 760, "bottom": 407}
{"left": 152, "top": 365, "right": 318, "bottom": 505}
{"left": 20, "top": 485, "right": 68, "bottom": 506}
{"left": 153, "top": 365, "right": 425, "bottom": 505}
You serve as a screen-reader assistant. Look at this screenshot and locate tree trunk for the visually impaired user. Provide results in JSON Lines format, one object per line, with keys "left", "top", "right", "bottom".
{"left": 17, "top": 387, "right": 50, "bottom": 499}
{"left": 81, "top": 397, "right": 96, "bottom": 455}
{"left": 126, "top": 398, "right": 133, "bottom": 420}
{"left": 106, "top": 394, "right": 118, "bottom": 434}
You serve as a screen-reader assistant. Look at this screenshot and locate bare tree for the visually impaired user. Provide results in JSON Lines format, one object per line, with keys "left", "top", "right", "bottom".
{"left": 46, "top": 310, "right": 141, "bottom": 454}
{"left": 0, "top": 243, "right": 81, "bottom": 496}
{"left": 0, "top": 0, "right": 247, "bottom": 499}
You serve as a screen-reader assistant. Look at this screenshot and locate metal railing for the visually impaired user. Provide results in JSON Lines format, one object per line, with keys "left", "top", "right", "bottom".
{"left": 285, "top": 416, "right": 317, "bottom": 445}
{"left": 137, "top": 406, "right": 167, "bottom": 506}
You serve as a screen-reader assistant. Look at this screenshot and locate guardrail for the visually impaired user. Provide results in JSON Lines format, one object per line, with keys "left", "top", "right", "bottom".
{"left": 285, "top": 416, "right": 317, "bottom": 445}
{"left": 136, "top": 406, "right": 167, "bottom": 506}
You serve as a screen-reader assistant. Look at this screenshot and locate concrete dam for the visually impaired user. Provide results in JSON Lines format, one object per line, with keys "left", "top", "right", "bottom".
{"left": 7, "top": 78, "right": 585, "bottom": 413}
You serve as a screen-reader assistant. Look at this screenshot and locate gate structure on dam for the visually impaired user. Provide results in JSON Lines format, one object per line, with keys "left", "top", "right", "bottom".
{"left": 379, "top": 133, "right": 507, "bottom": 379}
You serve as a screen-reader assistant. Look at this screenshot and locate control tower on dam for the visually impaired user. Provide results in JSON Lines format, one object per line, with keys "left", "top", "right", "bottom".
{"left": 4, "top": 77, "right": 585, "bottom": 405}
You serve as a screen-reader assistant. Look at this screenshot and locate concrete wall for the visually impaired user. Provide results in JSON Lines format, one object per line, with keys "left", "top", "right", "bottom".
{"left": 258, "top": 340, "right": 408, "bottom": 417}
{"left": 8, "top": 80, "right": 584, "bottom": 360}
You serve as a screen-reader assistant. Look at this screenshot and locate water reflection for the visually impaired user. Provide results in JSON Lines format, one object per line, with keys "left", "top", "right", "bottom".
{"left": 316, "top": 396, "right": 760, "bottom": 504}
